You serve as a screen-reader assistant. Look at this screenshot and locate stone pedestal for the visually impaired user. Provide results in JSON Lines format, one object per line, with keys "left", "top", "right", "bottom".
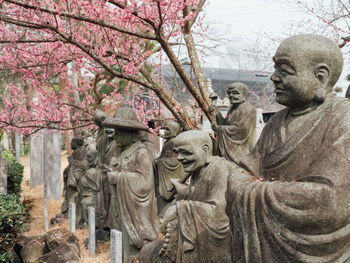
{"left": 30, "top": 130, "right": 61, "bottom": 199}
{"left": 0, "top": 158, "right": 7, "bottom": 193}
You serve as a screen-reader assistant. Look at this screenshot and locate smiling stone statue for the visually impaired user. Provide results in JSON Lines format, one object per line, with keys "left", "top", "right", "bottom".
{"left": 157, "top": 130, "right": 233, "bottom": 263}
{"left": 226, "top": 34, "right": 350, "bottom": 262}
{"left": 209, "top": 82, "right": 256, "bottom": 164}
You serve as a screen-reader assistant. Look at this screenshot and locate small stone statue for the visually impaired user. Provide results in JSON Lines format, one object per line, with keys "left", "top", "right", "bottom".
{"left": 60, "top": 137, "right": 87, "bottom": 217}
{"left": 209, "top": 82, "right": 256, "bottom": 164}
{"left": 157, "top": 130, "right": 233, "bottom": 263}
{"left": 226, "top": 34, "right": 350, "bottom": 262}
{"left": 102, "top": 106, "right": 158, "bottom": 262}
{"left": 78, "top": 146, "right": 102, "bottom": 227}
{"left": 153, "top": 121, "right": 186, "bottom": 217}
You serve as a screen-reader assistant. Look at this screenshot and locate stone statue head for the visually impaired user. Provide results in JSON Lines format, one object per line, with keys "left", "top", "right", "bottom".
{"left": 226, "top": 82, "right": 249, "bottom": 106}
{"left": 71, "top": 137, "right": 84, "bottom": 150}
{"left": 173, "top": 131, "right": 212, "bottom": 173}
{"left": 93, "top": 109, "right": 107, "bottom": 127}
{"left": 86, "top": 147, "right": 98, "bottom": 166}
{"left": 270, "top": 34, "right": 343, "bottom": 108}
{"left": 162, "top": 121, "right": 181, "bottom": 140}
{"left": 102, "top": 104, "right": 148, "bottom": 150}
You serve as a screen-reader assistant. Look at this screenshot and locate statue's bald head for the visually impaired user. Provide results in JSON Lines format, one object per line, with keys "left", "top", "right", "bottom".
{"left": 276, "top": 34, "right": 343, "bottom": 88}
{"left": 173, "top": 131, "right": 212, "bottom": 173}
{"left": 174, "top": 131, "right": 212, "bottom": 154}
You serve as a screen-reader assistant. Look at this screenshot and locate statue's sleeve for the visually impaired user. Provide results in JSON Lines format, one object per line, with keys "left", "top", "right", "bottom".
{"left": 176, "top": 164, "right": 231, "bottom": 252}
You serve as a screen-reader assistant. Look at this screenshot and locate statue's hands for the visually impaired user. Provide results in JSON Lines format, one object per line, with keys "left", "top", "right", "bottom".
{"left": 159, "top": 219, "right": 178, "bottom": 262}
{"left": 160, "top": 205, "right": 177, "bottom": 234}
{"left": 107, "top": 170, "right": 119, "bottom": 185}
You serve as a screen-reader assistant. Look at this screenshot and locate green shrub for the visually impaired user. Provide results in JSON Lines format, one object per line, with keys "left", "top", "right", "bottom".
{"left": 0, "top": 193, "right": 24, "bottom": 263}
{"left": 2, "top": 149, "right": 24, "bottom": 196}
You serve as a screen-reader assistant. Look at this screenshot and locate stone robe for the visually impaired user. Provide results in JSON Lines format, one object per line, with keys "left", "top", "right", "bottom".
{"left": 154, "top": 138, "right": 186, "bottom": 217}
{"left": 173, "top": 156, "right": 232, "bottom": 263}
{"left": 215, "top": 101, "right": 256, "bottom": 164}
{"left": 226, "top": 96, "right": 350, "bottom": 262}
{"left": 108, "top": 141, "right": 158, "bottom": 262}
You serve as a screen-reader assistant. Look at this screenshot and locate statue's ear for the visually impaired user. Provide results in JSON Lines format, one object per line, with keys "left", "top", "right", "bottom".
{"left": 203, "top": 144, "right": 210, "bottom": 164}
{"left": 315, "top": 63, "right": 330, "bottom": 84}
{"left": 314, "top": 64, "right": 331, "bottom": 103}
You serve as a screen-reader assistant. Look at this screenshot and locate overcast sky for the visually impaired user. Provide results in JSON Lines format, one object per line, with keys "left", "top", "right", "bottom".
{"left": 202, "top": 0, "right": 349, "bottom": 93}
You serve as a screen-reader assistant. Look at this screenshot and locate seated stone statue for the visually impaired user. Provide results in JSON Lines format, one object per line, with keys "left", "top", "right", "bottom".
{"left": 154, "top": 120, "right": 186, "bottom": 217}
{"left": 77, "top": 146, "right": 102, "bottom": 227}
{"left": 102, "top": 106, "right": 158, "bottom": 263}
{"left": 226, "top": 34, "right": 350, "bottom": 262}
{"left": 158, "top": 130, "right": 233, "bottom": 263}
{"left": 209, "top": 82, "right": 256, "bottom": 164}
{"left": 61, "top": 137, "right": 87, "bottom": 217}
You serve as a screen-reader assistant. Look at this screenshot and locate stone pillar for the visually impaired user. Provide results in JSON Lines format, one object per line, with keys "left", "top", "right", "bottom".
{"left": 110, "top": 229, "right": 122, "bottom": 263}
{"left": 255, "top": 108, "right": 265, "bottom": 145}
{"left": 15, "top": 133, "right": 20, "bottom": 162}
{"left": 0, "top": 158, "right": 7, "bottom": 193}
{"left": 69, "top": 202, "right": 76, "bottom": 233}
{"left": 88, "top": 207, "right": 95, "bottom": 255}
{"left": 30, "top": 130, "right": 61, "bottom": 199}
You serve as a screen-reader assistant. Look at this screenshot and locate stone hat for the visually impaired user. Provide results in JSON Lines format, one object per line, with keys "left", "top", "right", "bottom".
{"left": 101, "top": 104, "right": 149, "bottom": 131}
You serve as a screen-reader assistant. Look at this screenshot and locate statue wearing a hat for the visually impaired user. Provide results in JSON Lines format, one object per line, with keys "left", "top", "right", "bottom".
{"left": 102, "top": 105, "right": 158, "bottom": 262}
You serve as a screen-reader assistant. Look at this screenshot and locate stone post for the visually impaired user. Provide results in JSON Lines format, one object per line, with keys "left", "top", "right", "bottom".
{"left": 68, "top": 202, "right": 76, "bottom": 233}
{"left": 15, "top": 133, "right": 20, "bottom": 162}
{"left": 88, "top": 207, "right": 95, "bottom": 255}
{"left": 110, "top": 229, "right": 122, "bottom": 263}
{"left": 0, "top": 158, "right": 7, "bottom": 193}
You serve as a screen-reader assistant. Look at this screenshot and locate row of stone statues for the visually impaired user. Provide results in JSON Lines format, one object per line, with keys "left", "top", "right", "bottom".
{"left": 58, "top": 33, "right": 350, "bottom": 263}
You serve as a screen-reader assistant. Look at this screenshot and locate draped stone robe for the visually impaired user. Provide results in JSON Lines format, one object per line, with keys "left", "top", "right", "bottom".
{"left": 215, "top": 101, "right": 256, "bottom": 164}
{"left": 108, "top": 141, "right": 158, "bottom": 262}
{"left": 173, "top": 156, "right": 233, "bottom": 263}
{"left": 226, "top": 96, "right": 350, "bottom": 263}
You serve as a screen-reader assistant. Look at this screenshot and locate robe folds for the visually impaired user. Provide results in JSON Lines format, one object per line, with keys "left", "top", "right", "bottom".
{"left": 226, "top": 96, "right": 350, "bottom": 263}
{"left": 175, "top": 156, "right": 233, "bottom": 263}
{"left": 215, "top": 101, "right": 256, "bottom": 164}
{"left": 108, "top": 141, "right": 158, "bottom": 250}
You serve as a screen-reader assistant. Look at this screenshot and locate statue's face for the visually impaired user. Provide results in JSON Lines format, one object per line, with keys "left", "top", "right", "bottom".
{"left": 174, "top": 141, "right": 207, "bottom": 173}
{"left": 115, "top": 129, "right": 136, "bottom": 148}
{"left": 270, "top": 43, "right": 321, "bottom": 108}
{"left": 162, "top": 122, "right": 180, "bottom": 139}
{"left": 86, "top": 151, "right": 97, "bottom": 165}
{"left": 227, "top": 86, "right": 246, "bottom": 105}
{"left": 105, "top": 128, "right": 115, "bottom": 138}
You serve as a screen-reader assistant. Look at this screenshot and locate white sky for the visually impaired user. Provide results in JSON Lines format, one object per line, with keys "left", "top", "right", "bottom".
{"left": 202, "top": 0, "right": 350, "bottom": 93}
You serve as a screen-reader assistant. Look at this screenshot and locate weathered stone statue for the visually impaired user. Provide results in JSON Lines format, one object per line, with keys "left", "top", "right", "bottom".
{"left": 153, "top": 121, "right": 186, "bottom": 217}
{"left": 102, "top": 107, "right": 158, "bottom": 263}
{"left": 61, "top": 137, "right": 87, "bottom": 217}
{"left": 226, "top": 34, "right": 350, "bottom": 262}
{"left": 78, "top": 146, "right": 102, "bottom": 227}
{"left": 209, "top": 82, "right": 256, "bottom": 164}
{"left": 157, "top": 130, "right": 233, "bottom": 263}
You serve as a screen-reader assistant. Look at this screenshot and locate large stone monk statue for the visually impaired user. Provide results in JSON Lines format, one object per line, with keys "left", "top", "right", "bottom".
{"left": 226, "top": 34, "right": 350, "bottom": 262}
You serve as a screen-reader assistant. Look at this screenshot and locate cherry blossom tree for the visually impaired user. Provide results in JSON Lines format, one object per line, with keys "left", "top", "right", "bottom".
{"left": 0, "top": 0, "right": 212, "bottom": 135}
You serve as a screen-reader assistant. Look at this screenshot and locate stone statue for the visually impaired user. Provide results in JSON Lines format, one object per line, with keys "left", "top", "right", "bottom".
{"left": 78, "top": 146, "right": 102, "bottom": 227}
{"left": 153, "top": 121, "right": 186, "bottom": 217}
{"left": 158, "top": 130, "right": 233, "bottom": 263}
{"left": 61, "top": 137, "right": 87, "bottom": 217}
{"left": 209, "top": 82, "right": 256, "bottom": 164}
{"left": 226, "top": 34, "right": 350, "bottom": 262}
{"left": 102, "top": 106, "right": 158, "bottom": 263}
